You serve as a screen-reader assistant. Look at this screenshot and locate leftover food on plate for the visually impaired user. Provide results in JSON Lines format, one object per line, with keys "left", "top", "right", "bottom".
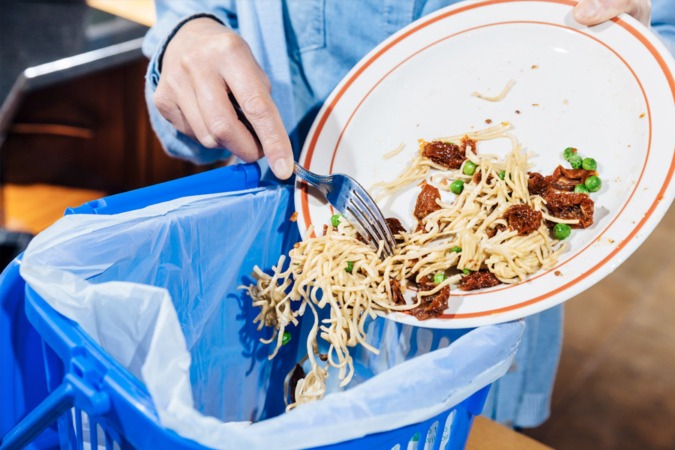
{"left": 244, "top": 123, "right": 602, "bottom": 407}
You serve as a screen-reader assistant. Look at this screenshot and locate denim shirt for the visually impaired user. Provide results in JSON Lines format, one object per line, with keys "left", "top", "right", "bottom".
{"left": 143, "top": 0, "right": 675, "bottom": 428}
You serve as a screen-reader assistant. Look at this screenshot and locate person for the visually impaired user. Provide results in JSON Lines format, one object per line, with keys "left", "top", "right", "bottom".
{"left": 142, "top": 0, "right": 675, "bottom": 429}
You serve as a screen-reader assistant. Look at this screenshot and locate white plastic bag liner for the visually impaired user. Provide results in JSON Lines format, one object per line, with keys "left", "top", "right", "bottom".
{"left": 20, "top": 184, "right": 524, "bottom": 449}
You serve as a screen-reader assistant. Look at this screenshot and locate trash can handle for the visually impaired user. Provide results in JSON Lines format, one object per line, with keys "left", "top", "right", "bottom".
{"left": 0, "top": 358, "right": 110, "bottom": 450}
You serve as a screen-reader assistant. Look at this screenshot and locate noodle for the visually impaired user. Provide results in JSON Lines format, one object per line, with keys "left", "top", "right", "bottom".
{"left": 472, "top": 79, "right": 517, "bottom": 102}
{"left": 383, "top": 143, "right": 406, "bottom": 160}
{"left": 244, "top": 123, "right": 571, "bottom": 409}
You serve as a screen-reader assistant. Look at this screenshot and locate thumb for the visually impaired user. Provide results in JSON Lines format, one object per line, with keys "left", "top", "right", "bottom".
{"left": 573, "top": 0, "right": 651, "bottom": 27}
{"left": 269, "top": 154, "right": 295, "bottom": 180}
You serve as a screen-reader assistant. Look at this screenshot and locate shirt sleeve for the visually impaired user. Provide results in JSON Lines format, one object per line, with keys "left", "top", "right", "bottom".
{"left": 651, "top": 0, "right": 675, "bottom": 56}
{"left": 142, "top": 0, "right": 237, "bottom": 164}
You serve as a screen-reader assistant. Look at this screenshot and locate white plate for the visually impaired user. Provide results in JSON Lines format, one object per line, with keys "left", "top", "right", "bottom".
{"left": 295, "top": 0, "right": 675, "bottom": 328}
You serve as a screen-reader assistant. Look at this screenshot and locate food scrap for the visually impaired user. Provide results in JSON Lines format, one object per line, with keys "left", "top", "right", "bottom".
{"left": 245, "top": 123, "right": 603, "bottom": 409}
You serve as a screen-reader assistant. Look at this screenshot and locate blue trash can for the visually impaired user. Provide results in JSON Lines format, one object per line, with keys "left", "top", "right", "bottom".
{"left": 1, "top": 164, "right": 520, "bottom": 450}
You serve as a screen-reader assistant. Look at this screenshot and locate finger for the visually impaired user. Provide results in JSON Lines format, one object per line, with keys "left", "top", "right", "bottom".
{"left": 190, "top": 69, "right": 264, "bottom": 161}
{"left": 573, "top": 0, "right": 649, "bottom": 26}
{"left": 258, "top": 68, "right": 272, "bottom": 93}
{"left": 231, "top": 82, "right": 293, "bottom": 179}
{"left": 154, "top": 84, "right": 196, "bottom": 138}
{"left": 167, "top": 109, "right": 194, "bottom": 139}
{"left": 220, "top": 54, "right": 294, "bottom": 179}
{"left": 168, "top": 81, "right": 223, "bottom": 149}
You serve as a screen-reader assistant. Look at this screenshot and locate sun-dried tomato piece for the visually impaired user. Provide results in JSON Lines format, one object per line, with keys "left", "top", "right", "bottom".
{"left": 459, "top": 270, "right": 501, "bottom": 291}
{"left": 487, "top": 223, "right": 507, "bottom": 238}
{"left": 389, "top": 278, "right": 406, "bottom": 306}
{"left": 502, "top": 204, "right": 543, "bottom": 236}
{"left": 410, "top": 285, "right": 450, "bottom": 320}
{"left": 385, "top": 217, "right": 407, "bottom": 238}
{"left": 404, "top": 275, "right": 449, "bottom": 320}
{"left": 414, "top": 183, "right": 441, "bottom": 220}
{"left": 544, "top": 191, "right": 594, "bottom": 228}
{"left": 422, "top": 141, "right": 466, "bottom": 169}
{"left": 528, "top": 172, "right": 550, "bottom": 196}
{"left": 548, "top": 165, "right": 597, "bottom": 192}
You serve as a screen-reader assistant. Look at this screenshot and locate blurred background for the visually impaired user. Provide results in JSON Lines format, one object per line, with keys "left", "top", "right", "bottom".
{"left": 0, "top": 0, "right": 220, "bottom": 267}
{"left": 1, "top": 1, "right": 673, "bottom": 449}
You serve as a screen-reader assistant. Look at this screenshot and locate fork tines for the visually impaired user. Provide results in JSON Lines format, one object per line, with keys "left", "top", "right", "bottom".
{"left": 345, "top": 189, "right": 396, "bottom": 258}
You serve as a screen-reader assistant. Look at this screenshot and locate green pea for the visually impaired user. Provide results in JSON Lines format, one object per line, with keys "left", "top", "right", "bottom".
{"left": 584, "top": 175, "right": 602, "bottom": 192}
{"left": 463, "top": 160, "right": 478, "bottom": 176}
{"left": 498, "top": 170, "right": 506, "bottom": 180}
{"left": 462, "top": 268, "right": 472, "bottom": 275}
{"left": 450, "top": 246, "right": 462, "bottom": 253}
{"left": 553, "top": 223, "right": 572, "bottom": 240}
{"left": 450, "top": 179, "right": 464, "bottom": 195}
{"left": 345, "top": 261, "right": 354, "bottom": 273}
{"left": 563, "top": 147, "right": 577, "bottom": 160}
{"left": 281, "top": 331, "right": 291, "bottom": 346}
{"left": 574, "top": 184, "right": 590, "bottom": 194}
{"left": 582, "top": 157, "right": 597, "bottom": 171}
{"left": 331, "top": 214, "right": 342, "bottom": 228}
{"left": 568, "top": 154, "right": 583, "bottom": 169}
{"left": 433, "top": 273, "right": 447, "bottom": 284}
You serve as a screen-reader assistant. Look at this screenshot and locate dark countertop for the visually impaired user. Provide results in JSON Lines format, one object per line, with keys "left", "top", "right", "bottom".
{"left": 0, "top": 0, "right": 149, "bottom": 137}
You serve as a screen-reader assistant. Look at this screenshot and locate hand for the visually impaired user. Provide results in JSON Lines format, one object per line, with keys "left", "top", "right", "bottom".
{"left": 154, "top": 18, "right": 294, "bottom": 179}
{"left": 573, "top": 0, "right": 651, "bottom": 27}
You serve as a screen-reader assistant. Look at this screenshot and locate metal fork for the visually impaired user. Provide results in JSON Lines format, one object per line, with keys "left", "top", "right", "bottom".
{"left": 294, "top": 163, "right": 396, "bottom": 257}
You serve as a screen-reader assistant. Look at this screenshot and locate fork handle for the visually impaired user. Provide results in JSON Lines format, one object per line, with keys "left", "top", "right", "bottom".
{"left": 294, "top": 163, "right": 328, "bottom": 193}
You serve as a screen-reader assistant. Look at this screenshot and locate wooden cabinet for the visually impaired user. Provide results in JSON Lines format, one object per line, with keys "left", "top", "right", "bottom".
{"left": 2, "top": 56, "right": 220, "bottom": 195}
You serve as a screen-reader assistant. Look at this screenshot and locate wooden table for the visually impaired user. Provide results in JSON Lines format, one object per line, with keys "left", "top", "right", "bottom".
{"left": 4, "top": 183, "right": 105, "bottom": 235}
{"left": 468, "top": 417, "right": 553, "bottom": 449}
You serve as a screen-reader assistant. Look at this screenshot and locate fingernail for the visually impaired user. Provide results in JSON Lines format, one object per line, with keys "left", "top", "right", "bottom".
{"left": 575, "top": 0, "right": 600, "bottom": 21}
{"left": 201, "top": 135, "right": 217, "bottom": 148}
{"left": 273, "top": 157, "right": 292, "bottom": 179}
